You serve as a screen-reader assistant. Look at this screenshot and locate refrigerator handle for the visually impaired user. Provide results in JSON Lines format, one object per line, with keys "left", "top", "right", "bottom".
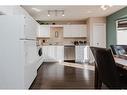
{"left": 20, "top": 38, "right": 36, "bottom": 41}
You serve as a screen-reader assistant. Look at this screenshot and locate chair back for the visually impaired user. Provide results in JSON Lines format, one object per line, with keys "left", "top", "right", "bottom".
{"left": 110, "top": 45, "right": 126, "bottom": 55}
{"left": 90, "top": 47, "right": 120, "bottom": 88}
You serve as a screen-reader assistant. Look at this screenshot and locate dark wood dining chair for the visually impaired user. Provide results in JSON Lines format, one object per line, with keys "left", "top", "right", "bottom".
{"left": 90, "top": 47, "right": 127, "bottom": 89}
{"left": 110, "top": 45, "right": 127, "bottom": 55}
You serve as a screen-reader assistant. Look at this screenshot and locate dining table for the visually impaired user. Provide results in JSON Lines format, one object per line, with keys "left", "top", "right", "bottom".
{"left": 114, "top": 55, "right": 127, "bottom": 70}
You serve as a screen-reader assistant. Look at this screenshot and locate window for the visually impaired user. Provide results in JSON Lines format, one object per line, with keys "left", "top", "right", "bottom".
{"left": 116, "top": 19, "right": 127, "bottom": 45}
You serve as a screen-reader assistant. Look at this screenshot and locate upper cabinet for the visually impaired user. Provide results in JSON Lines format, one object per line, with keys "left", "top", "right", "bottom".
{"left": 63, "top": 25, "right": 87, "bottom": 38}
{"left": 38, "top": 25, "right": 50, "bottom": 38}
{"left": 37, "top": 24, "right": 87, "bottom": 38}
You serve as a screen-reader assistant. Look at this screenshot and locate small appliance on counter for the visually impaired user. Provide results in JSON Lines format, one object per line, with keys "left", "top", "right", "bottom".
{"left": 73, "top": 40, "right": 87, "bottom": 45}
{"left": 79, "top": 41, "right": 84, "bottom": 45}
{"left": 84, "top": 41, "right": 87, "bottom": 44}
{"left": 74, "top": 41, "right": 79, "bottom": 45}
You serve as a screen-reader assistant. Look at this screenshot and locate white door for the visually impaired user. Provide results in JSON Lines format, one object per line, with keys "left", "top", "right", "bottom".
{"left": 93, "top": 23, "right": 106, "bottom": 48}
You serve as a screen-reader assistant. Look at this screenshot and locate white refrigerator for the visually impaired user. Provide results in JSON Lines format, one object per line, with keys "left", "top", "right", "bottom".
{"left": 0, "top": 15, "right": 38, "bottom": 89}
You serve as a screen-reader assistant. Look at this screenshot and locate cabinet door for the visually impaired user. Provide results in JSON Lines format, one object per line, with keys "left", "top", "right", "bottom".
{"left": 38, "top": 25, "right": 50, "bottom": 37}
{"left": 43, "top": 46, "right": 56, "bottom": 62}
{"left": 75, "top": 46, "right": 89, "bottom": 63}
{"left": 78, "top": 25, "right": 87, "bottom": 37}
{"left": 75, "top": 46, "right": 80, "bottom": 62}
{"left": 64, "top": 25, "right": 74, "bottom": 37}
{"left": 43, "top": 46, "right": 64, "bottom": 62}
{"left": 63, "top": 25, "right": 87, "bottom": 37}
{"left": 42, "top": 46, "right": 48, "bottom": 61}
{"left": 48, "top": 46, "right": 56, "bottom": 61}
{"left": 56, "top": 46, "right": 64, "bottom": 61}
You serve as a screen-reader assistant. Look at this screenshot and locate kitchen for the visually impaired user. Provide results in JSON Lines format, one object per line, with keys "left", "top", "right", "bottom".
{"left": 0, "top": 5, "right": 125, "bottom": 89}
{"left": 37, "top": 23, "right": 89, "bottom": 63}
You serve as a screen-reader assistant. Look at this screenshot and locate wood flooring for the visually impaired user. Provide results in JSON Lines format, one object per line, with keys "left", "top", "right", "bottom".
{"left": 30, "top": 62, "right": 95, "bottom": 89}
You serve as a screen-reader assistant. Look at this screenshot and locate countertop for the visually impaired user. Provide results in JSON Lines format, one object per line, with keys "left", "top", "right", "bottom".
{"left": 37, "top": 44, "right": 88, "bottom": 47}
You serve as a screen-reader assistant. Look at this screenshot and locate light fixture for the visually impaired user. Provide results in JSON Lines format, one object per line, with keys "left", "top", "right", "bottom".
{"left": 47, "top": 14, "right": 50, "bottom": 17}
{"left": 101, "top": 5, "right": 107, "bottom": 11}
{"left": 100, "top": 5, "right": 112, "bottom": 11}
{"left": 47, "top": 10, "right": 65, "bottom": 17}
{"left": 47, "top": 10, "right": 50, "bottom": 16}
{"left": 62, "top": 14, "right": 65, "bottom": 16}
{"left": 62, "top": 10, "right": 65, "bottom": 16}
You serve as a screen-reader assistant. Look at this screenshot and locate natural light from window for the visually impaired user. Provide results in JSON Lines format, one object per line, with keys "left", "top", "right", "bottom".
{"left": 117, "top": 30, "right": 127, "bottom": 45}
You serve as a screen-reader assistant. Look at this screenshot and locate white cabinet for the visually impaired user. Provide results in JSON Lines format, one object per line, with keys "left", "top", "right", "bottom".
{"left": 38, "top": 25, "right": 50, "bottom": 37}
{"left": 38, "top": 24, "right": 87, "bottom": 38}
{"left": 0, "top": 6, "right": 39, "bottom": 89}
{"left": 56, "top": 46, "right": 64, "bottom": 61}
{"left": 0, "top": 15, "right": 38, "bottom": 89}
{"left": 63, "top": 25, "right": 87, "bottom": 37}
{"left": 42, "top": 46, "right": 64, "bottom": 62}
{"left": 42, "top": 46, "right": 49, "bottom": 61}
{"left": 75, "top": 46, "right": 89, "bottom": 63}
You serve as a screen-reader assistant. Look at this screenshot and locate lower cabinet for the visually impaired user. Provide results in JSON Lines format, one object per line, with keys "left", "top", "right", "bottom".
{"left": 42, "top": 46, "right": 64, "bottom": 62}
{"left": 75, "top": 46, "right": 89, "bottom": 63}
{"left": 42, "top": 45, "right": 90, "bottom": 63}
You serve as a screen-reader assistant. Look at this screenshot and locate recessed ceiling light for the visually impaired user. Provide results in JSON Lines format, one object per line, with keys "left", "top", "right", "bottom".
{"left": 32, "top": 8, "right": 41, "bottom": 12}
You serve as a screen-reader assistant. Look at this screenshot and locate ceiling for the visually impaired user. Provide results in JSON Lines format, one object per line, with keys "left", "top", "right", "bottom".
{"left": 22, "top": 5, "right": 126, "bottom": 21}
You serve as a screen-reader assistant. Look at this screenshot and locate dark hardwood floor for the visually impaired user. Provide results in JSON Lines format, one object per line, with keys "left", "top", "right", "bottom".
{"left": 30, "top": 62, "right": 95, "bottom": 89}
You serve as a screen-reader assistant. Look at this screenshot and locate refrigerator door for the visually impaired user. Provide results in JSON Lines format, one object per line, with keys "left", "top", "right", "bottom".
{"left": 0, "top": 15, "right": 25, "bottom": 89}
{"left": 23, "top": 40, "right": 38, "bottom": 64}
{"left": 0, "top": 15, "right": 38, "bottom": 89}
{"left": 20, "top": 40, "right": 38, "bottom": 89}
{"left": 23, "top": 16, "right": 38, "bottom": 39}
